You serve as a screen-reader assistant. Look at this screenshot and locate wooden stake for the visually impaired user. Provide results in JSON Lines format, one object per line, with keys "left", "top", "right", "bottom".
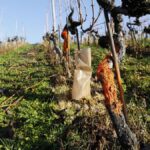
{"left": 76, "top": 29, "right": 80, "bottom": 51}
{"left": 58, "top": 0, "right": 62, "bottom": 46}
{"left": 51, "top": 0, "right": 56, "bottom": 31}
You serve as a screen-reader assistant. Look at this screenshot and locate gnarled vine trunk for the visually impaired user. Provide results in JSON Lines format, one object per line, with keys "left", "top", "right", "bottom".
{"left": 107, "top": 106, "right": 139, "bottom": 149}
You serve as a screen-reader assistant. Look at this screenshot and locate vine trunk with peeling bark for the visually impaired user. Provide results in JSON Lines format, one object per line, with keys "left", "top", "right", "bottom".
{"left": 95, "top": 0, "right": 150, "bottom": 149}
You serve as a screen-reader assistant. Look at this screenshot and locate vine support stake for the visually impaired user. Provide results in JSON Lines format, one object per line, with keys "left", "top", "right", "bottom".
{"left": 51, "top": 0, "right": 56, "bottom": 32}
{"left": 76, "top": 29, "right": 80, "bottom": 51}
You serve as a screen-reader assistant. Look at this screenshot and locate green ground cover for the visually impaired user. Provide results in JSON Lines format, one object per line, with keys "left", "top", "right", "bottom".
{"left": 0, "top": 44, "right": 149, "bottom": 149}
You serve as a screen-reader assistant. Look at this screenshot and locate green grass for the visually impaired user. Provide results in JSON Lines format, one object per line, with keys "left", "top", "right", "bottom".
{"left": 0, "top": 43, "right": 149, "bottom": 149}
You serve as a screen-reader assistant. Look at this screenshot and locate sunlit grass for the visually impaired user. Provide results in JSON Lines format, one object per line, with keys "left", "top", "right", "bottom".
{"left": 0, "top": 43, "right": 149, "bottom": 149}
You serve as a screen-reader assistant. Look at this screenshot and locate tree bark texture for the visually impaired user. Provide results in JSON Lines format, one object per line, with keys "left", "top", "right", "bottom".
{"left": 106, "top": 105, "right": 139, "bottom": 150}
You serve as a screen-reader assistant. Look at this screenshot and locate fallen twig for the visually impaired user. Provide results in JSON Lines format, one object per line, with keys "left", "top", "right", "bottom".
{"left": 0, "top": 94, "right": 16, "bottom": 107}
{"left": 4, "top": 96, "right": 24, "bottom": 112}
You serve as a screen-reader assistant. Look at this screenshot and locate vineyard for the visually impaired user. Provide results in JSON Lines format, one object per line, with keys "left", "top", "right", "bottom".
{"left": 0, "top": 0, "right": 150, "bottom": 150}
{"left": 0, "top": 42, "right": 149, "bottom": 149}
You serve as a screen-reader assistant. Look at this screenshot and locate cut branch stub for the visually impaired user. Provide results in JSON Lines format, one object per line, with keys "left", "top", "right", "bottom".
{"left": 67, "top": 8, "right": 81, "bottom": 34}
